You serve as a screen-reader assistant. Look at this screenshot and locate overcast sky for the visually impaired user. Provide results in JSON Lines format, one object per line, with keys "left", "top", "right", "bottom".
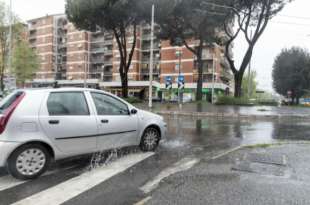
{"left": 5, "top": 0, "right": 310, "bottom": 92}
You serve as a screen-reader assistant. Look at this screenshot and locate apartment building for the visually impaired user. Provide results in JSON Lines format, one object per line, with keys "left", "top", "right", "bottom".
{"left": 28, "top": 14, "right": 233, "bottom": 100}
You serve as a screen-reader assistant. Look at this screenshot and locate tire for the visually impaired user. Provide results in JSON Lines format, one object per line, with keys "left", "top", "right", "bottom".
{"left": 140, "top": 127, "right": 161, "bottom": 152}
{"left": 7, "top": 144, "right": 51, "bottom": 180}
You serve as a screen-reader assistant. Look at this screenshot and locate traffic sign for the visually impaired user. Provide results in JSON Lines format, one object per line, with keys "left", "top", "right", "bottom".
{"left": 165, "top": 76, "right": 172, "bottom": 90}
{"left": 178, "top": 75, "right": 185, "bottom": 90}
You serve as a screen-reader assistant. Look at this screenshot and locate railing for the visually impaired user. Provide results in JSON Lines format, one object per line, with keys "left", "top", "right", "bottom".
{"left": 141, "top": 58, "right": 160, "bottom": 63}
{"left": 103, "top": 76, "right": 113, "bottom": 82}
{"left": 104, "top": 61, "right": 113, "bottom": 66}
{"left": 141, "top": 68, "right": 160, "bottom": 74}
{"left": 91, "top": 48, "right": 105, "bottom": 54}
{"left": 104, "top": 50, "right": 113, "bottom": 56}
{"left": 142, "top": 35, "right": 152, "bottom": 41}
{"left": 104, "top": 40, "right": 113, "bottom": 45}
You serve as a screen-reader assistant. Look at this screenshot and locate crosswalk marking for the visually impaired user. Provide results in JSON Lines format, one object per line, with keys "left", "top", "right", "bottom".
{"left": 140, "top": 157, "right": 199, "bottom": 194}
{"left": 0, "top": 176, "right": 26, "bottom": 192}
{"left": 12, "top": 152, "right": 154, "bottom": 205}
{"left": 0, "top": 165, "right": 77, "bottom": 192}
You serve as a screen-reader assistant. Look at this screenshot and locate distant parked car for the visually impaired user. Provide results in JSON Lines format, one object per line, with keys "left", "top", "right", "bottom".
{"left": 0, "top": 88, "right": 166, "bottom": 180}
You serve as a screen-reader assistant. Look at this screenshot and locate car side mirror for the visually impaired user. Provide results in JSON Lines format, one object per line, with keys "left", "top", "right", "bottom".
{"left": 131, "top": 109, "right": 138, "bottom": 115}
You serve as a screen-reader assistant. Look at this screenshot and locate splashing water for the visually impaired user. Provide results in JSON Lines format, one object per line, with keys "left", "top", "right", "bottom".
{"left": 88, "top": 146, "right": 141, "bottom": 171}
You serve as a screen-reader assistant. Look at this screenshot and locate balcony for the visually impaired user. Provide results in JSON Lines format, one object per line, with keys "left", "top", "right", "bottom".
{"left": 104, "top": 50, "right": 113, "bottom": 56}
{"left": 91, "top": 36, "right": 105, "bottom": 43}
{"left": 142, "top": 34, "right": 152, "bottom": 41}
{"left": 92, "top": 60, "right": 104, "bottom": 65}
{"left": 103, "top": 76, "right": 113, "bottom": 82}
{"left": 141, "top": 46, "right": 160, "bottom": 52}
{"left": 141, "top": 68, "right": 160, "bottom": 75}
{"left": 104, "top": 60, "right": 113, "bottom": 66}
{"left": 104, "top": 40, "right": 113, "bottom": 45}
{"left": 91, "top": 48, "right": 105, "bottom": 54}
{"left": 103, "top": 70, "right": 113, "bottom": 76}
{"left": 141, "top": 58, "right": 160, "bottom": 64}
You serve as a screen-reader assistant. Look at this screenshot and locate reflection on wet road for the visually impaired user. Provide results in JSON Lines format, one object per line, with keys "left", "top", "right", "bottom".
{"left": 161, "top": 116, "right": 310, "bottom": 155}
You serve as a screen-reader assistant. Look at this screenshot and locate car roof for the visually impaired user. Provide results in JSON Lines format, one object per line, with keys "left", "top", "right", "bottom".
{"left": 17, "top": 87, "right": 109, "bottom": 94}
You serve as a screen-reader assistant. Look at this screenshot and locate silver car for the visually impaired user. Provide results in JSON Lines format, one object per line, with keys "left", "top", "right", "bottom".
{"left": 0, "top": 88, "right": 166, "bottom": 180}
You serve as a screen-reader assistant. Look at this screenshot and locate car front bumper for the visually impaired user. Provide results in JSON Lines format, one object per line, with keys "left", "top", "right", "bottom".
{"left": 0, "top": 141, "right": 21, "bottom": 167}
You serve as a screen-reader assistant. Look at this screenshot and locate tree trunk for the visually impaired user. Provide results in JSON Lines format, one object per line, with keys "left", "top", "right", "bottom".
{"left": 196, "top": 58, "right": 204, "bottom": 101}
{"left": 234, "top": 73, "right": 243, "bottom": 98}
{"left": 296, "top": 97, "right": 300, "bottom": 105}
{"left": 0, "top": 72, "right": 4, "bottom": 92}
{"left": 121, "top": 73, "right": 128, "bottom": 98}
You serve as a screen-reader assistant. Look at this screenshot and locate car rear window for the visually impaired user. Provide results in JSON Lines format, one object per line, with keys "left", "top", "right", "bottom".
{"left": 0, "top": 91, "right": 24, "bottom": 114}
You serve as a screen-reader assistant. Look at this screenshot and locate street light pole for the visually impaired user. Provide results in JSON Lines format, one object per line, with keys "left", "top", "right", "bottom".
{"left": 177, "top": 48, "right": 182, "bottom": 108}
{"left": 211, "top": 53, "right": 215, "bottom": 104}
{"left": 148, "top": 4, "right": 155, "bottom": 109}
{"left": 8, "top": 0, "right": 12, "bottom": 78}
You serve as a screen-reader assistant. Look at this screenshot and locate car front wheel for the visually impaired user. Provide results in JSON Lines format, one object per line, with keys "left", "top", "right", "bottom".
{"left": 140, "top": 127, "right": 160, "bottom": 152}
{"left": 7, "top": 144, "right": 51, "bottom": 180}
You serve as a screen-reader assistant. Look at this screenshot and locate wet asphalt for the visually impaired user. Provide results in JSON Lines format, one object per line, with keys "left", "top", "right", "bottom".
{"left": 1, "top": 114, "right": 310, "bottom": 205}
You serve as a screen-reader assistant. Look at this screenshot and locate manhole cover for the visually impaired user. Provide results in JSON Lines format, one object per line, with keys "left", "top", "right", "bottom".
{"left": 232, "top": 161, "right": 288, "bottom": 177}
{"left": 246, "top": 153, "right": 287, "bottom": 166}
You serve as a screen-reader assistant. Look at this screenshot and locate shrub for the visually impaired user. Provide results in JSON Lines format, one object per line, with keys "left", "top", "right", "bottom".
{"left": 122, "top": 97, "right": 143, "bottom": 104}
{"left": 216, "top": 95, "right": 255, "bottom": 106}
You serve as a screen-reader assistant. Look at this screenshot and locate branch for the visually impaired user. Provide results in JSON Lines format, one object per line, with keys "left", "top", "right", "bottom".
{"left": 183, "top": 38, "right": 196, "bottom": 55}
{"left": 126, "top": 23, "right": 137, "bottom": 73}
{"left": 113, "top": 28, "right": 125, "bottom": 76}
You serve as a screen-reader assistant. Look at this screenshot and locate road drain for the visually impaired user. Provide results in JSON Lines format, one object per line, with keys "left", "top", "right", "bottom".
{"left": 232, "top": 153, "right": 290, "bottom": 177}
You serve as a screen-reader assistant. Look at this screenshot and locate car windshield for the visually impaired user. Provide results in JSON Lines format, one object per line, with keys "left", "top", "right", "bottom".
{"left": 0, "top": 91, "right": 24, "bottom": 114}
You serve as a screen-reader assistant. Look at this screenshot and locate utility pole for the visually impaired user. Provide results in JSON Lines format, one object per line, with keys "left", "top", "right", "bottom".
{"left": 176, "top": 47, "right": 182, "bottom": 108}
{"left": 8, "top": 0, "right": 12, "bottom": 86}
{"left": 211, "top": 53, "right": 216, "bottom": 104}
{"left": 148, "top": 4, "right": 155, "bottom": 109}
{"left": 84, "top": 32, "right": 90, "bottom": 88}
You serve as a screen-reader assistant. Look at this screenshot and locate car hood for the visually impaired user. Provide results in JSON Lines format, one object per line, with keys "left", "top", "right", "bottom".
{"left": 137, "top": 109, "right": 163, "bottom": 121}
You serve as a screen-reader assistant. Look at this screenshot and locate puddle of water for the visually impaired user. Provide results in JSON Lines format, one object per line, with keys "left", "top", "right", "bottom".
{"left": 164, "top": 116, "right": 310, "bottom": 151}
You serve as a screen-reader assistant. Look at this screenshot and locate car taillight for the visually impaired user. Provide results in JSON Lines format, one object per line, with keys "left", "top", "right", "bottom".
{"left": 0, "top": 93, "right": 25, "bottom": 134}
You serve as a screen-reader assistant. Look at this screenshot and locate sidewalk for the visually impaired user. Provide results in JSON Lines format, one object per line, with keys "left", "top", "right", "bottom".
{"left": 147, "top": 143, "right": 310, "bottom": 205}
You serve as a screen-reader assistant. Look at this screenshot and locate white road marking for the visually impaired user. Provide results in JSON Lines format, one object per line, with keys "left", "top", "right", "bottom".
{"left": 211, "top": 146, "right": 242, "bottom": 160}
{"left": 133, "top": 196, "right": 152, "bottom": 205}
{"left": 0, "top": 166, "right": 77, "bottom": 192}
{"left": 12, "top": 152, "right": 154, "bottom": 205}
{"left": 140, "top": 157, "right": 200, "bottom": 194}
{"left": 0, "top": 177, "right": 26, "bottom": 192}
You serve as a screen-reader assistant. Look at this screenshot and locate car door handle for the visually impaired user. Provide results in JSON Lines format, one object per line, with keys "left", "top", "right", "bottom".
{"left": 49, "top": 120, "right": 60, "bottom": 125}
{"left": 101, "top": 119, "right": 109, "bottom": 124}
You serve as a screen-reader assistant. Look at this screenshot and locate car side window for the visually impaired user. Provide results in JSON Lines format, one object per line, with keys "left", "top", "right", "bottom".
{"left": 91, "top": 92, "right": 129, "bottom": 116}
{"left": 47, "top": 92, "right": 90, "bottom": 116}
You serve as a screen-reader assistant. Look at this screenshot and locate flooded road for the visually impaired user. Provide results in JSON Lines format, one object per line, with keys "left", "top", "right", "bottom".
{"left": 137, "top": 102, "right": 310, "bottom": 117}
{"left": 2, "top": 115, "right": 310, "bottom": 205}
{"left": 161, "top": 116, "right": 310, "bottom": 155}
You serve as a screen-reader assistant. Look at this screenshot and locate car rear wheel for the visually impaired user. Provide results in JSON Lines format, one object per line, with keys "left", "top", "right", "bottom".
{"left": 140, "top": 127, "right": 160, "bottom": 152}
{"left": 7, "top": 144, "right": 51, "bottom": 180}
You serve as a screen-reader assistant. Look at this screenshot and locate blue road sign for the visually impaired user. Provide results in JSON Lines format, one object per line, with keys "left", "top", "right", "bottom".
{"left": 178, "top": 75, "right": 185, "bottom": 90}
{"left": 165, "top": 76, "right": 172, "bottom": 90}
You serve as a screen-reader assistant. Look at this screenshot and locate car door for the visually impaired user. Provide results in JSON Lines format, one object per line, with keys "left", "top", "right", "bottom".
{"left": 39, "top": 91, "right": 98, "bottom": 155}
{"left": 90, "top": 92, "right": 139, "bottom": 151}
